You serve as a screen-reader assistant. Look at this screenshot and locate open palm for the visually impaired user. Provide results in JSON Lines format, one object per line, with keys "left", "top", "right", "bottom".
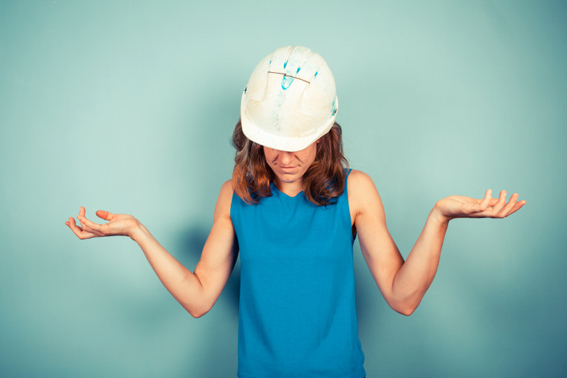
{"left": 435, "top": 189, "right": 526, "bottom": 221}
{"left": 65, "top": 207, "right": 140, "bottom": 240}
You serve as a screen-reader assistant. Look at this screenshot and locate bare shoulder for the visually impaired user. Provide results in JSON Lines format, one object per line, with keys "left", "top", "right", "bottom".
{"left": 348, "top": 169, "right": 374, "bottom": 188}
{"left": 219, "top": 179, "right": 234, "bottom": 197}
{"left": 348, "top": 169, "right": 385, "bottom": 221}
{"left": 348, "top": 169, "right": 380, "bottom": 199}
{"left": 213, "top": 180, "right": 234, "bottom": 221}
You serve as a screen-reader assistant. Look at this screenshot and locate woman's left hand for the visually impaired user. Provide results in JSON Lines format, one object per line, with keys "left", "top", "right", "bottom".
{"left": 433, "top": 189, "right": 526, "bottom": 223}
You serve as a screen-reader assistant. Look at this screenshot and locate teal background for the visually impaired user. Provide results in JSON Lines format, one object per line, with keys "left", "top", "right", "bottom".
{"left": 1, "top": 0, "right": 565, "bottom": 377}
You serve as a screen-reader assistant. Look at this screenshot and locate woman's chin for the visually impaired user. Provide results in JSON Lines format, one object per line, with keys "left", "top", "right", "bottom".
{"left": 275, "top": 172, "right": 302, "bottom": 184}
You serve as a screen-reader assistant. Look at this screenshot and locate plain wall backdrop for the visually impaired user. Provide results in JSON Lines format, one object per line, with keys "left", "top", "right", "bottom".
{"left": 1, "top": 0, "right": 565, "bottom": 377}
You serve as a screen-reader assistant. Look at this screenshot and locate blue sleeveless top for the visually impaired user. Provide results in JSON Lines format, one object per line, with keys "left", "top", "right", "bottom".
{"left": 230, "top": 170, "right": 365, "bottom": 378}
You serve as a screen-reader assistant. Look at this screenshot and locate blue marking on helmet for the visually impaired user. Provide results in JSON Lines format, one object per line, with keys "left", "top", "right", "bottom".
{"left": 283, "top": 60, "right": 288, "bottom": 69}
{"left": 314, "top": 71, "right": 318, "bottom": 78}
{"left": 244, "top": 86, "right": 247, "bottom": 94}
{"left": 281, "top": 74, "right": 294, "bottom": 90}
{"left": 296, "top": 66, "right": 301, "bottom": 74}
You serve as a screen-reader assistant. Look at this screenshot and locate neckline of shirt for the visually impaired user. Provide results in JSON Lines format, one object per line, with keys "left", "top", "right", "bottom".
{"left": 271, "top": 182, "right": 304, "bottom": 199}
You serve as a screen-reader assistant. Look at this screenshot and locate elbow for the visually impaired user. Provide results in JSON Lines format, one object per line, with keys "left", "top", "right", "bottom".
{"left": 186, "top": 307, "right": 211, "bottom": 319}
{"left": 388, "top": 288, "right": 426, "bottom": 316}
{"left": 395, "top": 305, "right": 416, "bottom": 316}
{"left": 189, "top": 310, "right": 206, "bottom": 319}
{"left": 185, "top": 301, "right": 213, "bottom": 319}
{"left": 187, "top": 307, "right": 210, "bottom": 318}
{"left": 390, "top": 300, "right": 420, "bottom": 316}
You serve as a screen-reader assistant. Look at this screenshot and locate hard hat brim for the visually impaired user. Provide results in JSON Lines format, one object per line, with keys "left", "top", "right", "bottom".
{"left": 241, "top": 95, "right": 338, "bottom": 152}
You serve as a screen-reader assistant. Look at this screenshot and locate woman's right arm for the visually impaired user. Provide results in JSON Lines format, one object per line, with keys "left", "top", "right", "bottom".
{"left": 66, "top": 180, "right": 238, "bottom": 318}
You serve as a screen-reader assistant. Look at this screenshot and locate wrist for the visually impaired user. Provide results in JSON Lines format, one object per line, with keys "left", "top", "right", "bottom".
{"left": 431, "top": 203, "right": 451, "bottom": 228}
{"left": 129, "top": 220, "right": 147, "bottom": 242}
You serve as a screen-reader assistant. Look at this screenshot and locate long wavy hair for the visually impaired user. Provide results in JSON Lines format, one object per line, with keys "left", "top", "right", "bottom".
{"left": 231, "top": 120, "right": 349, "bottom": 206}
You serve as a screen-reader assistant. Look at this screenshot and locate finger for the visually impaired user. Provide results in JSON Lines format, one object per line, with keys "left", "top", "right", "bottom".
{"left": 68, "top": 217, "right": 84, "bottom": 232}
{"left": 473, "top": 198, "right": 500, "bottom": 217}
{"left": 77, "top": 209, "right": 97, "bottom": 230}
{"left": 78, "top": 207, "right": 87, "bottom": 228}
{"left": 77, "top": 214, "right": 104, "bottom": 233}
{"left": 96, "top": 210, "right": 113, "bottom": 221}
{"left": 490, "top": 190, "right": 507, "bottom": 214}
{"left": 67, "top": 217, "right": 93, "bottom": 239}
{"left": 76, "top": 213, "right": 90, "bottom": 230}
{"left": 480, "top": 198, "right": 501, "bottom": 210}
{"left": 504, "top": 199, "right": 527, "bottom": 217}
{"left": 67, "top": 217, "right": 80, "bottom": 230}
{"left": 468, "top": 190, "right": 491, "bottom": 215}
{"left": 478, "top": 189, "right": 492, "bottom": 211}
{"left": 497, "top": 193, "right": 518, "bottom": 218}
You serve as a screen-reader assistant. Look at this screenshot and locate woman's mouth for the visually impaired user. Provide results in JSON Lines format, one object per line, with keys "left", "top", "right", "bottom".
{"left": 279, "top": 166, "right": 296, "bottom": 171}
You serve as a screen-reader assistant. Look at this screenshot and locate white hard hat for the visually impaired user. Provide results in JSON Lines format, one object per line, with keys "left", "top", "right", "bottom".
{"left": 240, "top": 46, "right": 338, "bottom": 152}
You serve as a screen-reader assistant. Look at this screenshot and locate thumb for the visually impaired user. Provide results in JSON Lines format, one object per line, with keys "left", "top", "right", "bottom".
{"left": 96, "top": 210, "right": 113, "bottom": 221}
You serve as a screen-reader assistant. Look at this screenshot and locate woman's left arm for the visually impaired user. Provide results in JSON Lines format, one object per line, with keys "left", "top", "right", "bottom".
{"left": 349, "top": 170, "right": 526, "bottom": 316}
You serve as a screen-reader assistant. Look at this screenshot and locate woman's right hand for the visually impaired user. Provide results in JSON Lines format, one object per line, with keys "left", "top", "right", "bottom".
{"left": 65, "top": 206, "right": 140, "bottom": 240}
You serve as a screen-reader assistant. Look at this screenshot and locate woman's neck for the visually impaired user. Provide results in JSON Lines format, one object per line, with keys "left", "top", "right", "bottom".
{"left": 274, "top": 177, "right": 303, "bottom": 198}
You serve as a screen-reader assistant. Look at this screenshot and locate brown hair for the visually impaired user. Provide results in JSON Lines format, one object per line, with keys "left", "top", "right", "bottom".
{"left": 231, "top": 120, "right": 349, "bottom": 206}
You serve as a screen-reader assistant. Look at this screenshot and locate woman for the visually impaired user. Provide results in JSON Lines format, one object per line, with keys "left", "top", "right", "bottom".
{"left": 66, "top": 46, "right": 525, "bottom": 378}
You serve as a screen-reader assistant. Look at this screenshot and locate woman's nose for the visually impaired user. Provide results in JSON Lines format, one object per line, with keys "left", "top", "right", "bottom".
{"left": 280, "top": 151, "right": 294, "bottom": 165}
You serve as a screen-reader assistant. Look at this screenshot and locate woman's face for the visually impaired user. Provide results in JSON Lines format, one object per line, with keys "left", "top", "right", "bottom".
{"left": 263, "top": 141, "right": 318, "bottom": 186}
